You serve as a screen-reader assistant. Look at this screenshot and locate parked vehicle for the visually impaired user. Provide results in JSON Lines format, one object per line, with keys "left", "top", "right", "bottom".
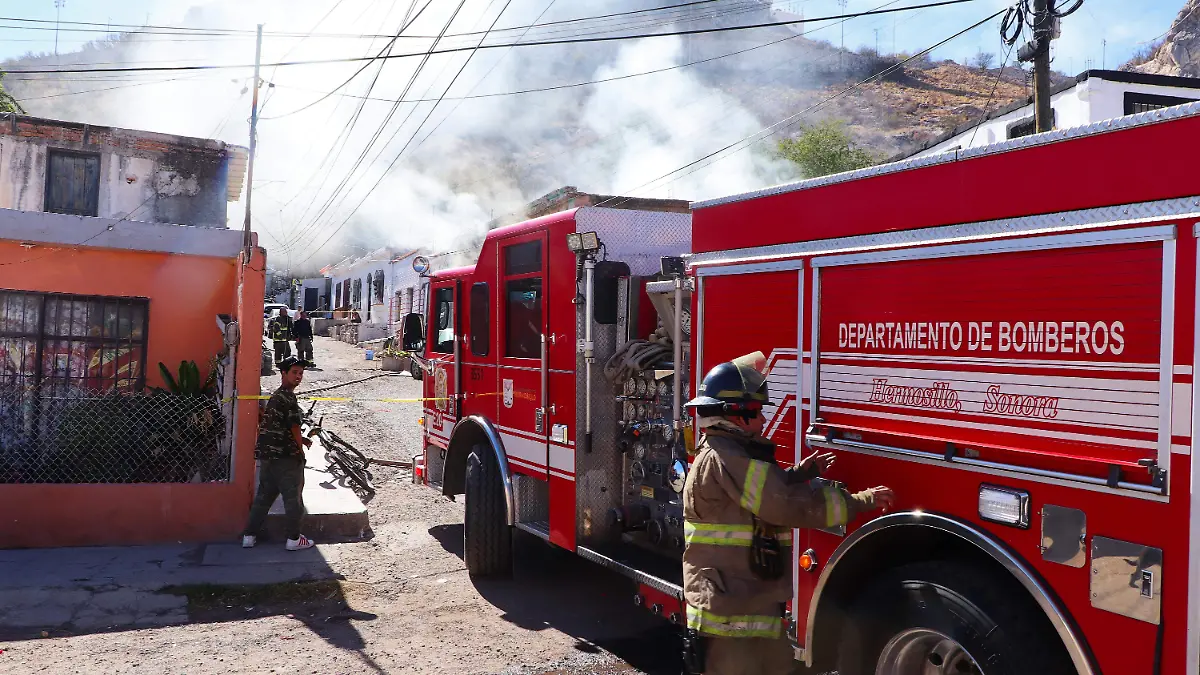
{"left": 406, "top": 102, "right": 1200, "bottom": 674}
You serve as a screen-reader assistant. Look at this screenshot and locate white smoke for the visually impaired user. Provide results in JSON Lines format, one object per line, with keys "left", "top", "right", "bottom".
{"left": 6, "top": 0, "right": 795, "bottom": 273}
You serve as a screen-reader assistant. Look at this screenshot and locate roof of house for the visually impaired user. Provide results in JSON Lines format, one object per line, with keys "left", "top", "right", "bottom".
{"left": 893, "top": 69, "right": 1200, "bottom": 161}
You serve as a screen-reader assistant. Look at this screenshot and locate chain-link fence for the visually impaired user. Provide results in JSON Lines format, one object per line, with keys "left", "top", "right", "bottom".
{"left": 0, "top": 385, "right": 230, "bottom": 484}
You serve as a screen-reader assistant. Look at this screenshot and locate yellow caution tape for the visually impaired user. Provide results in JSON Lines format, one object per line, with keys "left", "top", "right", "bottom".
{"left": 223, "top": 392, "right": 502, "bottom": 404}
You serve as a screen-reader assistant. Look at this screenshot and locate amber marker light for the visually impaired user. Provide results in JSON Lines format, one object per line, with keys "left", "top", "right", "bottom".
{"left": 799, "top": 548, "right": 818, "bottom": 572}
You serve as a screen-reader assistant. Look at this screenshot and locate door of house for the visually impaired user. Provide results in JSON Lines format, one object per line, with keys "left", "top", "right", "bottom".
{"left": 304, "top": 288, "right": 318, "bottom": 312}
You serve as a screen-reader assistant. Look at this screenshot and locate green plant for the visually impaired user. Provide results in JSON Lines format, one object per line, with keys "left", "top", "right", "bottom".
{"left": 778, "top": 119, "right": 878, "bottom": 179}
{"left": 157, "top": 358, "right": 219, "bottom": 397}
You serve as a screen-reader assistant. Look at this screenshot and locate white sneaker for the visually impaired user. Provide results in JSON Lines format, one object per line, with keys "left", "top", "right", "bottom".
{"left": 286, "top": 535, "right": 314, "bottom": 551}
{"left": 242, "top": 535, "right": 257, "bottom": 549}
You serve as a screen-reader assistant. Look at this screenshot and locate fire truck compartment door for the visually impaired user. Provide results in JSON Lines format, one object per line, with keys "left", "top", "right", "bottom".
{"left": 809, "top": 226, "right": 1175, "bottom": 475}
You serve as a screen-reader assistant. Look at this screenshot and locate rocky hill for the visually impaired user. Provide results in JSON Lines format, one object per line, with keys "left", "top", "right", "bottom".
{"left": 1127, "top": 0, "right": 1200, "bottom": 76}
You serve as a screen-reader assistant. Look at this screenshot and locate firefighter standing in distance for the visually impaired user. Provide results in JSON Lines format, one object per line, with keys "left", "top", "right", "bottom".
{"left": 681, "top": 352, "right": 895, "bottom": 674}
{"left": 269, "top": 308, "right": 294, "bottom": 366}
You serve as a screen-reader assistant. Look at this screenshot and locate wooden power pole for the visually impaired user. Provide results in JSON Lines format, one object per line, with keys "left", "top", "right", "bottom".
{"left": 242, "top": 24, "right": 264, "bottom": 266}
{"left": 1031, "top": 0, "right": 1054, "bottom": 132}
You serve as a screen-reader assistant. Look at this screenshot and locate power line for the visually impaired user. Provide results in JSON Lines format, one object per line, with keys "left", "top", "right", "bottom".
{"left": 4, "top": 0, "right": 984, "bottom": 75}
{"left": 294, "top": 0, "right": 521, "bottom": 263}
{"left": 284, "top": 0, "right": 469, "bottom": 251}
{"left": 0, "top": 0, "right": 721, "bottom": 39}
{"left": 594, "top": 7, "right": 1008, "bottom": 209}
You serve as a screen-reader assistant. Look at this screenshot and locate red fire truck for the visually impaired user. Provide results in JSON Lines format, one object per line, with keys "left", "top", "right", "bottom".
{"left": 405, "top": 102, "right": 1200, "bottom": 674}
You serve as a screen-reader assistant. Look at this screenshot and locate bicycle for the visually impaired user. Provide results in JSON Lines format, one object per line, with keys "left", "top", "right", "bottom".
{"left": 303, "top": 402, "right": 375, "bottom": 495}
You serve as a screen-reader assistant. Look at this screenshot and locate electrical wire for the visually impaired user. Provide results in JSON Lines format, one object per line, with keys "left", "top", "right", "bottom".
{"left": 283, "top": 0, "right": 469, "bottom": 252}
{"left": 0, "top": 1, "right": 722, "bottom": 40}
{"left": 4, "top": 0, "right": 985, "bottom": 75}
{"left": 293, "top": 0, "right": 521, "bottom": 263}
{"left": 968, "top": 39, "right": 1019, "bottom": 147}
{"left": 592, "top": 7, "right": 1008, "bottom": 209}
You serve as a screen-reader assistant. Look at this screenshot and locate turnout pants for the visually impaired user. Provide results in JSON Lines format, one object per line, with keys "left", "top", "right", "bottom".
{"left": 243, "top": 456, "right": 306, "bottom": 541}
{"left": 273, "top": 340, "right": 291, "bottom": 363}
{"left": 296, "top": 337, "right": 313, "bottom": 361}
{"left": 704, "top": 636, "right": 797, "bottom": 675}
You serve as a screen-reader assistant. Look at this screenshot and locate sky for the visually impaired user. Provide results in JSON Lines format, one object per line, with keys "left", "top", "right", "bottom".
{"left": 0, "top": 0, "right": 1184, "bottom": 72}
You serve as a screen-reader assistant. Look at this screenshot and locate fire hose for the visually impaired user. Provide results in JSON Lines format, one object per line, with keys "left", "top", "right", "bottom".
{"left": 603, "top": 327, "right": 674, "bottom": 384}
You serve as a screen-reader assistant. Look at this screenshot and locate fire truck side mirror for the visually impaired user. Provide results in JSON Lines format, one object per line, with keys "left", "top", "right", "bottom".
{"left": 402, "top": 312, "right": 426, "bottom": 352}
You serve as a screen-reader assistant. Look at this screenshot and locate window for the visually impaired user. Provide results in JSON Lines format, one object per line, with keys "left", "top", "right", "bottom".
{"left": 352, "top": 278, "right": 362, "bottom": 309}
{"left": 432, "top": 287, "right": 455, "bottom": 354}
{"left": 1007, "top": 111, "right": 1056, "bottom": 140}
{"left": 505, "top": 240, "right": 542, "bottom": 276}
{"left": 469, "top": 283, "right": 490, "bottom": 356}
{"left": 373, "top": 271, "right": 385, "bottom": 302}
{"left": 1124, "top": 92, "right": 1196, "bottom": 115}
{"left": 45, "top": 151, "right": 100, "bottom": 217}
{"left": 503, "top": 241, "right": 542, "bottom": 358}
{"left": 506, "top": 278, "right": 542, "bottom": 358}
{"left": 0, "top": 290, "right": 148, "bottom": 397}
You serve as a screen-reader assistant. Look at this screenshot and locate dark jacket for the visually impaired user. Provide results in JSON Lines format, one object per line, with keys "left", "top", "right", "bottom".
{"left": 293, "top": 318, "right": 313, "bottom": 339}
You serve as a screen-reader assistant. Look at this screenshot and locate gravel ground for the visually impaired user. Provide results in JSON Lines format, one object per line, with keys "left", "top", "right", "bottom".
{"left": 1, "top": 337, "right": 679, "bottom": 675}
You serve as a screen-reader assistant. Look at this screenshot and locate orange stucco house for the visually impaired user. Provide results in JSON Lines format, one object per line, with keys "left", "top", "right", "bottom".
{"left": 0, "top": 114, "right": 265, "bottom": 548}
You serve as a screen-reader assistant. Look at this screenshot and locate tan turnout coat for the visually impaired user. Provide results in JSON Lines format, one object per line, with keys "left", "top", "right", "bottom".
{"left": 682, "top": 428, "right": 875, "bottom": 639}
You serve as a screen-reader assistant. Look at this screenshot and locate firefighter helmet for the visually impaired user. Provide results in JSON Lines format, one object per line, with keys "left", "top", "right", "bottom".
{"left": 685, "top": 351, "right": 769, "bottom": 416}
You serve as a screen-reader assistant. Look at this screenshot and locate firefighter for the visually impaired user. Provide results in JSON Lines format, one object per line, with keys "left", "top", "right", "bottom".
{"left": 269, "top": 308, "right": 294, "bottom": 366}
{"left": 681, "top": 352, "right": 894, "bottom": 675}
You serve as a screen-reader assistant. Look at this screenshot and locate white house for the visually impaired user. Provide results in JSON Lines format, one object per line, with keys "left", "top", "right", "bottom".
{"left": 906, "top": 70, "right": 1200, "bottom": 160}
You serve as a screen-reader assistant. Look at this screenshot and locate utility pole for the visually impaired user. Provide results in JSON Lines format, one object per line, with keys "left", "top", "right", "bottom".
{"left": 874, "top": 28, "right": 880, "bottom": 54}
{"left": 838, "top": 0, "right": 847, "bottom": 68}
{"left": 1017, "top": 0, "right": 1055, "bottom": 133}
{"left": 242, "top": 24, "right": 264, "bottom": 266}
{"left": 53, "top": 0, "right": 65, "bottom": 60}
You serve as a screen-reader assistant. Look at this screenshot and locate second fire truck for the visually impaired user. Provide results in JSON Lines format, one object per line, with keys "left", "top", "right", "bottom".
{"left": 404, "top": 101, "right": 1200, "bottom": 674}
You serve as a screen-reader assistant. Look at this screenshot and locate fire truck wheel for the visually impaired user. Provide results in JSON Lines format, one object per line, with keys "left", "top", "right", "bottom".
{"left": 464, "top": 447, "right": 513, "bottom": 579}
{"left": 834, "top": 561, "right": 1074, "bottom": 675}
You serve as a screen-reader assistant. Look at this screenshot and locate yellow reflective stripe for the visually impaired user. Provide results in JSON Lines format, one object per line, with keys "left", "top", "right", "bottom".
{"left": 683, "top": 522, "right": 793, "bottom": 547}
{"left": 823, "top": 488, "right": 848, "bottom": 528}
{"left": 739, "top": 460, "right": 769, "bottom": 514}
{"left": 686, "top": 605, "right": 784, "bottom": 639}
{"left": 684, "top": 522, "right": 753, "bottom": 547}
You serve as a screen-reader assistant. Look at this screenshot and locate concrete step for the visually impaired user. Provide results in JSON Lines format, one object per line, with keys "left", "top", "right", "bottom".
{"left": 263, "top": 438, "right": 370, "bottom": 543}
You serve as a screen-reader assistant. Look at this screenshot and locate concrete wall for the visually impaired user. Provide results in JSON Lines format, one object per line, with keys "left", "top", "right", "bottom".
{"left": 0, "top": 217, "right": 264, "bottom": 548}
{"left": 0, "top": 115, "right": 239, "bottom": 228}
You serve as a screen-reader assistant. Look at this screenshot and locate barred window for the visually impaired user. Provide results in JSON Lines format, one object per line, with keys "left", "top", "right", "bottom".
{"left": 0, "top": 290, "right": 148, "bottom": 397}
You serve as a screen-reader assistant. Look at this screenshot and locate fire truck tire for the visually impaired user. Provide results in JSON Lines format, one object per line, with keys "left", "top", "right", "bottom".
{"left": 464, "top": 447, "right": 512, "bottom": 579}
{"left": 833, "top": 561, "right": 1074, "bottom": 675}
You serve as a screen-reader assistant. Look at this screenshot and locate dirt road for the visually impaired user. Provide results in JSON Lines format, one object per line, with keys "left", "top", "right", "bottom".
{"left": 0, "top": 337, "right": 679, "bottom": 675}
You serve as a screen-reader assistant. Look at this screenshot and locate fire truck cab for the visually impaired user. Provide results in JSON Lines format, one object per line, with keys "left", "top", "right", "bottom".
{"left": 409, "top": 102, "right": 1200, "bottom": 675}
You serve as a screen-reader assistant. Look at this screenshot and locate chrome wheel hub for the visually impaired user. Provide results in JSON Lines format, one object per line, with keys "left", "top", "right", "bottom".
{"left": 875, "top": 628, "right": 983, "bottom": 675}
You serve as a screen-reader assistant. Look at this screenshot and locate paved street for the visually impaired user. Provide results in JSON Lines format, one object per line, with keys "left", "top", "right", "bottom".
{"left": 0, "top": 337, "right": 678, "bottom": 675}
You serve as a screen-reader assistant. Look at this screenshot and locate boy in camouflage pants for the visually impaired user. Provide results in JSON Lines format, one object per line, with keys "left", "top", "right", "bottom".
{"left": 242, "top": 356, "right": 315, "bottom": 551}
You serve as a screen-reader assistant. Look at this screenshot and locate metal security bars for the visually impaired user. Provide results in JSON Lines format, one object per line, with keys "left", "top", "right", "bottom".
{"left": 0, "top": 289, "right": 230, "bottom": 484}
{"left": 0, "top": 390, "right": 229, "bottom": 484}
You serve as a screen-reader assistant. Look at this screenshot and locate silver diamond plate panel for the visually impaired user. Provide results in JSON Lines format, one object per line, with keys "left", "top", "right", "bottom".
{"left": 577, "top": 207, "right": 691, "bottom": 276}
{"left": 689, "top": 197, "right": 1200, "bottom": 269}
{"left": 513, "top": 473, "right": 549, "bottom": 523}
{"left": 425, "top": 444, "right": 446, "bottom": 486}
{"left": 693, "top": 101, "right": 1200, "bottom": 211}
{"left": 576, "top": 295, "right": 625, "bottom": 545}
